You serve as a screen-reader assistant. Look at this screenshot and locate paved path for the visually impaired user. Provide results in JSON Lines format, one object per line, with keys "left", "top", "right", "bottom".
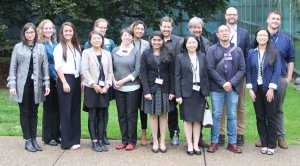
{"left": 0, "top": 136, "right": 299, "bottom": 166}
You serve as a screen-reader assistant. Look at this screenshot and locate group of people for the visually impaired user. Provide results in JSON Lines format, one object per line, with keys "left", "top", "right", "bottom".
{"left": 7, "top": 7, "right": 294, "bottom": 156}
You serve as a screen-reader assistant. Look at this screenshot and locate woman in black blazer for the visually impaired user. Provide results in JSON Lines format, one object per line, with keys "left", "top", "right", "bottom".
{"left": 140, "top": 31, "right": 175, "bottom": 153}
{"left": 175, "top": 35, "right": 210, "bottom": 155}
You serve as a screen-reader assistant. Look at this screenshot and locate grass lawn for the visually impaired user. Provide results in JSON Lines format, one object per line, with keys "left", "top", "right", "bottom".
{"left": 0, "top": 85, "right": 299, "bottom": 145}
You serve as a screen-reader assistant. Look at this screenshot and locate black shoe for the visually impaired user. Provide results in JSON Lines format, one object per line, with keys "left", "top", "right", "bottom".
{"left": 103, "top": 133, "right": 110, "bottom": 145}
{"left": 46, "top": 140, "right": 58, "bottom": 146}
{"left": 187, "top": 150, "right": 194, "bottom": 155}
{"left": 98, "top": 140, "right": 108, "bottom": 152}
{"left": 32, "top": 138, "right": 43, "bottom": 151}
{"left": 237, "top": 135, "right": 244, "bottom": 146}
{"left": 218, "top": 134, "right": 225, "bottom": 146}
{"left": 198, "top": 139, "right": 209, "bottom": 148}
{"left": 55, "top": 138, "right": 61, "bottom": 144}
{"left": 194, "top": 149, "right": 202, "bottom": 155}
{"left": 92, "top": 142, "right": 102, "bottom": 152}
{"left": 25, "top": 139, "right": 36, "bottom": 152}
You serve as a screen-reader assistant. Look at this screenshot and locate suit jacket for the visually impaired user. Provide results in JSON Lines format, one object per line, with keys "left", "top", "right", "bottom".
{"left": 165, "top": 34, "right": 183, "bottom": 56}
{"left": 246, "top": 48, "right": 281, "bottom": 93}
{"left": 7, "top": 42, "right": 50, "bottom": 103}
{"left": 81, "top": 48, "right": 113, "bottom": 87}
{"left": 140, "top": 48, "right": 175, "bottom": 95}
{"left": 175, "top": 52, "right": 210, "bottom": 98}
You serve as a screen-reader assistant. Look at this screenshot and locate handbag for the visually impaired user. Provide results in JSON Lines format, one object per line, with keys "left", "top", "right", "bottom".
{"left": 203, "top": 101, "right": 213, "bottom": 128}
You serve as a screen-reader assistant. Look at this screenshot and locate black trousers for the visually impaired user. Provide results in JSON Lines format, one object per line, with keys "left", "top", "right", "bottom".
{"left": 57, "top": 74, "right": 81, "bottom": 149}
{"left": 139, "top": 88, "right": 147, "bottom": 130}
{"left": 42, "top": 79, "right": 60, "bottom": 143}
{"left": 168, "top": 101, "right": 179, "bottom": 138}
{"left": 88, "top": 107, "right": 106, "bottom": 141}
{"left": 19, "top": 82, "right": 39, "bottom": 140}
{"left": 115, "top": 89, "right": 140, "bottom": 145}
{"left": 253, "top": 86, "right": 277, "bottom": 149}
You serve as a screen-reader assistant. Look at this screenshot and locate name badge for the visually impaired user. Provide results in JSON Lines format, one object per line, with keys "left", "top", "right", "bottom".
{"left": 257, "top": 79, "right": 263, "bottom": 85}
{"left": 193, "top": 85, "right": 200, "bottom": 91}
{"left": 74, "top": 72, "right": 79, "bottom": 78}
{"left": 98, "top": 80, "right": 105, "bottom": 87}
{"left": 31, "top": 74, "right": 34, "bottom": 80}
{"left": 155, "top": 78, "right": 163, "bottom": 85}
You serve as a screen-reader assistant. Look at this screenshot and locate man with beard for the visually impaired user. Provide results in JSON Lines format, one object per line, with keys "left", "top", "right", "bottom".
{"left": 187, "top": 16, "right": 211, "bottom": 148}
{"left": 159, "top": 16, "right": 183, "bottom": 145}
{"left": 216, "top": 7, "right": 250, "bottom": 147}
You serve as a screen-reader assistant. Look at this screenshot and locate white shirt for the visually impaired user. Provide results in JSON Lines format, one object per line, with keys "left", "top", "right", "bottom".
{"left": 54, "top": 43, "right": 81, "bottom": 77}
{"left": 230, "top": 27, "right": 237, "bottom": 47}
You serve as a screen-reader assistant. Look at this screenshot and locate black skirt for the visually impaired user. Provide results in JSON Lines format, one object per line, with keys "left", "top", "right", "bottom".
{"left": 180, "top": 90, "right": 205, "bottom": 122}
{"left": 83, "top": 86, "right": 109, "bottom": 112}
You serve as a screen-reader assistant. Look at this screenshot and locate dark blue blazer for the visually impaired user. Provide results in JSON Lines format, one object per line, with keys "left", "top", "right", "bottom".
{"left": 246, "top": 48, "right": 281, "bottom": 93}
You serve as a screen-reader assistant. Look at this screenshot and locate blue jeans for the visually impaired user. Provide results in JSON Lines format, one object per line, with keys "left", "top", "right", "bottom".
{"left": 211, "top": 91, "right": 239, "bottom": 144}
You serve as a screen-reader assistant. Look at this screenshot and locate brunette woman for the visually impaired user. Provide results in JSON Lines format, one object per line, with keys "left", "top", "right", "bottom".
{"left": 7, "top": 23, "right": 50, "bottom": 152}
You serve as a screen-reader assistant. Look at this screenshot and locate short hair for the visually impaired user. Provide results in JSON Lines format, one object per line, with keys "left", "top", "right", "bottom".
{"left": 188, "top": 17, "right": 204, "bottom": 28}
{"left": 88, "top": 30, "right": 104, "bottom": 48}
{"left": 160, "top": 16, "right": 174, "bottom": 26}
{"left": 217, "top": 24, "right": 230, "bottom": 32}
{"left": 130, "top": 20, "right": 146, "bottom": 30}
{"left": 21, "top": 22, "right": 37, "bottom": 45}
{"left": 120, "top": 27, "right": 134, "bottom": 37}
{"left": 94, "top": 18, "right": 108, "bottom": 29}
{"left": 182, "top": 35, "right": 200, "bottom": 53}
{"left": 37, "top": 19, "right": 57, "bottom": 43}
{"left": 268, "top": 10, "right": 281, "bottom": 18}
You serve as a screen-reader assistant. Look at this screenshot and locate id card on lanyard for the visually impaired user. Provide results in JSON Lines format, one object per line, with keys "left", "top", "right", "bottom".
{"left": 68, "top": 45, "right": 79, "bottom": 78}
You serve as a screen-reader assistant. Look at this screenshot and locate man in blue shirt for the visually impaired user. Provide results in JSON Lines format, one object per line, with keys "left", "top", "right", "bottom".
{"left": 255, "top": 11, "right": 295, "bottom": 149}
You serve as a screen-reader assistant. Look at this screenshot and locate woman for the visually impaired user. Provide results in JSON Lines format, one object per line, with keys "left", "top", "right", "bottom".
{"left": 82, "top": 30, "right": 113, "bottom": 152}
{"left": 84, "top": 18, "right": 115, "bottom": 145}
{"left": 54, "top": 22, "right": 82, "bottom": 150}
{"left": 246, "top": 28, "right": 281, "bottom": 155}
{"left": 37, "top": 19, "right": 61, "bottom": 146}
{"left": 175, "top": 35, "right": 210, "bottom": 155}
{"left": 112, "top": 27, "right": 141, "bottom": 151}
{"left": 7, "top": 23, "right": 50, "bottom": 152}
{"left": 140, "top": 31, "right": 174, "bottom": 153}
{"left": 131, "top": 20, "right": 150, "bottom": 146}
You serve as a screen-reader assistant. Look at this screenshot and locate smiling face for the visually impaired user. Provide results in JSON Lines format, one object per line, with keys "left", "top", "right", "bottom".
{"left": 160, "top": 21, "right": 173, "bottom": 38}
{"left": 62, "top": 25, "right": 74, "bottom": 41}
{"left": 189, "top": 23, "right": 202, "bottom": 38}
{"left": 90, "top": 33, "right": 103, "bottom": 49}
{"left": 216, "top": 25, "right": 231, "bottom": 42}
{"left": 256, "top": 29, "right": 269, "bottom": 46}
{"left": 225, "top": 7, "right": 238, "bottom": 25}
{"left": 43, "top": 22, "right": 54, "bottom": 39}
{"left": 121, "top": 31, "right": 133, "bottom": 45}
{"left": 25, "top": 26, "right": 36, "bottom": 44}
{"left": 186, "top": 37, "right": 198, "bottom": 53}
{"left": 94, "top": 21, "right": 108, "bottom": 36}
{"left": 133, "top": 23, "right": 145, "bottom": 39}
{"left": 267, "top": 13, "right": 281, "bottom": 30}
{"left": 150, "top": 35, "right": 163, "bottom": 50}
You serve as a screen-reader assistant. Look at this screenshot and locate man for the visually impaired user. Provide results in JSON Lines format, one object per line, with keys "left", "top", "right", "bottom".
{"left": 187, "top": 16, "right": 211, "bottom": 148}
{"left": 217, "top": 7, "right": 250, "bottom": 146}
{"left": 256, "top": 11, "right": 295, "bottom": 149}
{"left": 159, "top": 16, "right": 183, "bottom": 145}
{"left": 206, "top": 25, "right": 245, "bottom": 153}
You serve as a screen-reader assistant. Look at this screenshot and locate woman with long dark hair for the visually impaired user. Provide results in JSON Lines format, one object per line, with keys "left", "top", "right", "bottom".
{"left": 54, "top": 22, "right": 82, "bottom": 150}
{"left": 141, "top": 31, "right": 175, "bottom": 153}
{"left": 7, "top": 23, "right": 50, "bottom": 152}
{"left": 246, "top": 27, "right": 281, "bottom": 155}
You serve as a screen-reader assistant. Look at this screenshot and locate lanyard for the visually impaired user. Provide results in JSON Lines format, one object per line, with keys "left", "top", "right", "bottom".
{"left": 67, "top": 44, "right": 77, "bottom": 70}
{"left": 191, "top": 56, "right": 198, "bottom": 83}
{"left": 258, "top": 51, "right": 264, "bottom": 76}
{"left": 154, "top": 55, "right": 161, "bottom": 78}
{"left": 97, "top": 55, "right": 105, "bottom": 81}
{"left": 271, "top": 33, "right": 279, "bottom": 45}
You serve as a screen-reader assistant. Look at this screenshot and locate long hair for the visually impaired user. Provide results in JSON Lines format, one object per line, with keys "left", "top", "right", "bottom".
{"left": 59, "top": 22, "right": 81, "bottom": 61}
{"left": 21, "top": 23, "right": 38, "bottom": 45}
{"left": 37, "top": 19, "right": 57, "bottom": 43}
{"left": 149, "top": 31, "right": 172, "bottom": 63}
{"left": 253, "top": 27, "right": 278, "bottom": 65}
{"left": 181, "top": 35, "right": 201, "bottom": 53}
{"left": 88, "top": 30, "right": 104, "bottom": 48}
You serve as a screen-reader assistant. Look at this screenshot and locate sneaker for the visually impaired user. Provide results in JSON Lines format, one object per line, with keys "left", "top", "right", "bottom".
{"left": 227, "top": 143, "right": 242, "bottom": 153}
{"left": 278, "top": 139, "right": 288, "bottom": 149}
{"left": 207, "top": 143, "right": 218, "bottom": 153}
{"left": 267, "top": 148, "right": 275, "bottom": 155}
{"left": 218, "top": 134, "right": 225, "bottom": 146}
{"left": 70, "top": 144, "right": 80, "bottom": 150}
{"left": 237, "top": 135, "right": 244, "bottom": 146}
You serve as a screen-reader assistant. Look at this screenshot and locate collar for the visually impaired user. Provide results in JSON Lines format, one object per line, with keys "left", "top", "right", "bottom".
{"left": 254, "top": 47, "right": 259, "bottom": 51}
{"left": 271, "top": 31, "right": 279, "bottom": 38}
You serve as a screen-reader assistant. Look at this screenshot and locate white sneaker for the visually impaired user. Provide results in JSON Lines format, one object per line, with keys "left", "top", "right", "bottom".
{"left": 70, "top": 144, "right": 81, "bottom": 150}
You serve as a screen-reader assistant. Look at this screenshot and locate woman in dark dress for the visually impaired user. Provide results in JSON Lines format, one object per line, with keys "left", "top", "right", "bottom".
{"left": 82, "top": 31, "right": 113, "bottom": 152}
{"left": 175, "top": 35, "right": 210, "bottom": 155}
{"left": 140, "top": 31, "right": 175, "bottom": 153}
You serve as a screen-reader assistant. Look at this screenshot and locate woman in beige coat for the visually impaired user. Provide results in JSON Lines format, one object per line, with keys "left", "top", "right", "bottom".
{"left": 7, "top": 22, "right": 50, "bottom": 152}
{"left": 82, "top": 30, "right": 113, "bottom": 152}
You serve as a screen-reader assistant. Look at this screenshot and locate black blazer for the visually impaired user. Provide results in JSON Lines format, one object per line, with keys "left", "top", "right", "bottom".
{"left": 140, "top": 49, "right": 175, "bottom": 95}
{"left": 175, "top": 52, "right": 210, "bottom": 98}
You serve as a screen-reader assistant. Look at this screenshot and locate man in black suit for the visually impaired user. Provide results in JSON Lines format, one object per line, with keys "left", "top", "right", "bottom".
{"left": 159, "top": 16, "right": 183, "bottom": 145}
{"left": 187, "top": 16, "right": 212, "bottom": 148}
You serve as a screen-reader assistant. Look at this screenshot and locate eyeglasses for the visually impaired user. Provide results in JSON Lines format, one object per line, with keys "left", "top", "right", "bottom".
{"left": 257, "top": 34, "right": 268, "bottom": 37}
{"left": 25, "top": 31, "right": 35, "bottom": 35}
{"left": 96, "top": 26, "right": 107, "bottom": 30}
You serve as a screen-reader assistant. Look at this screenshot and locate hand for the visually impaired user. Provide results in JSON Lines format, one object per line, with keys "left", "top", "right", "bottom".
{"left": 92, "top": 84, "right": 102, "bottom": 93}
{"left": 168, "top": 94, "right": 175, "bottom": 100}
{"left": 9, "top": 88, "right": 16, "bottom": 96}
{"left": 100, "top": 85, "right": 109, "bottom": 94}
{"left": 223, "top": 82, "right": 232, "bottom": 92}
{"left": 248, "top": 89, "right": 256, "bottom": 102}
{"left": 44, "top": 88, "right": 50, "bottom": 96}
{"left": 114, "top": 80, "right": 124, "bottom": 89}
{"left": 81, "top": 82, "right": 85, "bottom": 90}
{"left": 286, "top": 76, "right": 292, "bottom": 83}
{"left": 266, "top": 88, "right": 274, "bottom": 102}
{"left": 176, "top": 98, "right": 183, "bottom": 104}
{"left": 144, "top": 94, "right": 152, "bottom": 101}
{"left": 205, "top": 96, "right": 209, "bottom": 101}
{"left": 63, "top": 82, "right": 71, "bottom": 93}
